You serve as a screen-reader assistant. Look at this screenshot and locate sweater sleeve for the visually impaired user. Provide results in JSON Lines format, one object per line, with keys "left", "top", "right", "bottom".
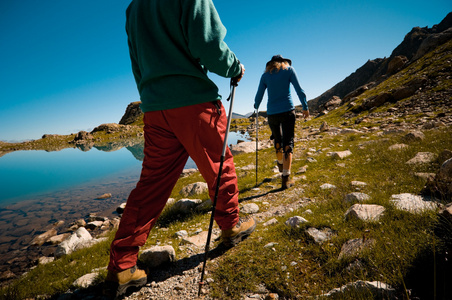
{"left": 181, "top": 0, "right": 241, "bottom": 78}
{"left": 254, "top": 75, "right": 266, "bottom": 110}
{"left": 290, "top": 67, "right": 308, "bottom": 110}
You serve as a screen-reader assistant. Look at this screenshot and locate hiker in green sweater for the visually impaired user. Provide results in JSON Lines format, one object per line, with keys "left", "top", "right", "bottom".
{"left": 103, "top": 0, "right": 256, "bottom": 298}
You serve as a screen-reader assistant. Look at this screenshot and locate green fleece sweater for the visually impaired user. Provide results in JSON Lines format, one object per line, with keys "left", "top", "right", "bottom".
{"left": 125, "top": 0, "right": 242, "bottom": 112}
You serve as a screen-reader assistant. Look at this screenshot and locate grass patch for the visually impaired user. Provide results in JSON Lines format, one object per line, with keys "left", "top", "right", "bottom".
{"left": 210, "top": 125, "right": 452, "bottom": 299}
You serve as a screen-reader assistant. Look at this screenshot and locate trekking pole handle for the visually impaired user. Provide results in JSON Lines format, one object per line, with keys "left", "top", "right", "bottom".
{"left": 231, "top": 76, "right": 239, "bottom": 87}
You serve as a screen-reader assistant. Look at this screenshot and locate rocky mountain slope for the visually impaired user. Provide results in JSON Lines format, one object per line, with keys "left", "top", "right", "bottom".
{"left": 308, "top": 12, "right": 452, "bottom": 113}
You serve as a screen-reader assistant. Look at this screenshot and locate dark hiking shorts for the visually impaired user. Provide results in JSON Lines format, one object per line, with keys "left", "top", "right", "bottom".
{"left": 268, "top": 110, "right": 296, "bottom": 154}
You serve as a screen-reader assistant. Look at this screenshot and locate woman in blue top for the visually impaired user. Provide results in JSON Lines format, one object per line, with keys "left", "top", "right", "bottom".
{"left": 254, "top": 55, "right": 309, "bottom": 189}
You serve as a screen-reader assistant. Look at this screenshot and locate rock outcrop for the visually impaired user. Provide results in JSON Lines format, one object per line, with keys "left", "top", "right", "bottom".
{"left": 119, "top": 101, "right": 143, "bottom": 125}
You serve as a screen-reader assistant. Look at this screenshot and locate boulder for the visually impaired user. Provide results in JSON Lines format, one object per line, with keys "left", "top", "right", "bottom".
{"left": 182, "top": 231, "right": 219, "bottom": 247}
{"left": 285, "top": 216, "right": 308, "bottom": 228}
{"left": 402, "top": 131, "right": 425, "bottom": 143}
{"left": 73, "top": 272, "right": 99, "bottom": 289}
{"left": 171, "top": 198, "right": 202, "bottom": 212}
{"left": 323, "top": 96, "right": 342, "bottom": 111}
{"left": 320, "top": 183, "right": 336, "bottom": 190}
{"left": 387, "top": 55, "right": 408, "bottom": 74}
{"left": 179, "top": 182, "right": 208, "bottom": 197}
{"left": 305, "top": 227, "right": 335, "bottom": 244}
{"left": 95, "top": 193, "right": 112, "bottom": 200}
{"left": 30, "top": 228, "right": 58, "bottom": 246}
{"left": 73, "top": 131, "right": 93, "bottom": 142}
{"left": 331, "top": 150, "right": 352, "bottom": 159}
{"left": 116, "top": 203, "right": 127, "bottom": 214}
{"left": 48, "top": 233, "right": 71, "bottom": 245}
{"left": 344, "top": 192, "right": 370, "bottom": 203}
{"left": 119, "top": 101, "right": 143, "bottom": 125}
{"left": 351, "top": 181, "right": 367, "bottom": 188}
{"left": 86, "top": 221, "right": 104, "bottom": 230}
{"left": 345, "top": 204, "right": 385, "bottom": 222}
{"left": 139, "top": 245, "right": 176, "bottom": 268}
{"left": 422, "top": 158, "right": 452, "bottom": 200}
{"left": 406, "top": 152, "right": 436, "bottom": 165}
{"left": 241, "top": 203, "right": 259, "bottom": 214}
{"left": 230, "top": 141, "right": 257, "bottom": 155}
{"left": 390, "top": 193, "right": 437, "bottom": 213}
{"left": 55, "top": 227, "right": 93, "bottom": 258}
{"left": 91, "top": 123, "right": 123, "bottom": 133}
{"left": 38, "top": 257, "right": 55, "bottom": 265}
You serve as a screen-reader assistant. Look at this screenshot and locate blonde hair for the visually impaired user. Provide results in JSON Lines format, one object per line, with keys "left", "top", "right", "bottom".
{"left": 265, "top": 61, "right": 290, "bottom": 74}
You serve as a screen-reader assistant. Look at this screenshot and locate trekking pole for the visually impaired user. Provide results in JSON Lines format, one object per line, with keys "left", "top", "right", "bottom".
{"left": 255, "top": 109, "right": 258, "bottom": 186}
{"left": 198, "top": 77, "right": 238, "bottom": 296}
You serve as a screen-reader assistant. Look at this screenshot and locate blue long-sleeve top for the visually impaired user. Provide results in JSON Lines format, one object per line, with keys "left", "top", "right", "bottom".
{"left": 254, "top": 66, "right": 308, "bottom": 115}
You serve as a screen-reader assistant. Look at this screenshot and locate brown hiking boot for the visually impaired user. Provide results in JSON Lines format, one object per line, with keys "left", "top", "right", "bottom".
{"left": 281, "top": 175, "right": 294, "bottom": 190}
{"left": 103, "top": 265, "right": 147, "bottom": 299}
{"left": 221, "top": 216, "right": 256, "bottom": 247}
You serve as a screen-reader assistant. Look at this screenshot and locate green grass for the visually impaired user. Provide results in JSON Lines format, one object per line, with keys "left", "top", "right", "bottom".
{"left": 210, "top": 126, "right": 451, "bottom": 299}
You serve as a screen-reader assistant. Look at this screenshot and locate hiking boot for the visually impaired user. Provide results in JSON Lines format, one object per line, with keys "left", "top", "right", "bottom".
{"left": 281, "top": 175, "right": 294, "bottom": 190}
{"left": 103, "top": 265, "right": 147, "bottom": 299}
{"left": 221, "top": 216, "right": 256, "bottom": 247}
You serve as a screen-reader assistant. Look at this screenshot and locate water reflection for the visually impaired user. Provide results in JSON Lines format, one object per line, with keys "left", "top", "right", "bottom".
{"left": 0, "top": 131, "right": 249, "bottom": 206}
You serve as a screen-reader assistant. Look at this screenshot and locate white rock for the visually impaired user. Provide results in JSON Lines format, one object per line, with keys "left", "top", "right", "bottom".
{"left": 55, "top": 227, "right": 92, "bottom": 258}
{"left": 351, "top": 181, "right": 367, "bottom": 187}
{"left": 241, "top": 203, "right": 259, "bottom": 214}
{"left": 320, "top": 183, "right": 336, "bottom": 190}
{"left": 73, "top": 272, "right": 99, "bottom": 288}
{"left": 345, "top": 204, "right": 385, "bottom": 222}
{"left": 390, "top": 193, "right": 437, "bottom": 213}
{"left": 285, "top": 216, "right": 308, "bottom": 228}
{"left": 331, "top": 150, "right": 352, "bottom": 159}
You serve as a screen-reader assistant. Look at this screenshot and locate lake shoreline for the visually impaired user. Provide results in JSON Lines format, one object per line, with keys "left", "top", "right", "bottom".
{"left": 0, "top": 169, "right": 140, "bottom": 284}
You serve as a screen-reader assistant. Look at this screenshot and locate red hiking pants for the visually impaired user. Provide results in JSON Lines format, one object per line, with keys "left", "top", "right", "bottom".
{"left": 108, "top": 101, "right": 239, "bottom": 272}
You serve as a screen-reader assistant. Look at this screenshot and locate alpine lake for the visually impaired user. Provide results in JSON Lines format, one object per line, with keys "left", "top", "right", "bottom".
{"left": 0, "top": 131, "right": 249, "bottom": 277}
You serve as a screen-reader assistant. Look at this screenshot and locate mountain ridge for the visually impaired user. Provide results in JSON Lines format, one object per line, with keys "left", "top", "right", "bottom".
{"left": 307, "top": 11, "right": 452, "bottom": 113}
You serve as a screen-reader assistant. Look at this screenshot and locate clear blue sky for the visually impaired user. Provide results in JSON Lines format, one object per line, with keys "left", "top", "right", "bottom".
{"left": 1, "top": 1, "right": 450, "bottom": 141}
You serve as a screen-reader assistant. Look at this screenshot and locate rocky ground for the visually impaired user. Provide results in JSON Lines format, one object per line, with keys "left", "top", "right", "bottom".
{"left": 56, "top": 186, "right": 310, "bottom": 300}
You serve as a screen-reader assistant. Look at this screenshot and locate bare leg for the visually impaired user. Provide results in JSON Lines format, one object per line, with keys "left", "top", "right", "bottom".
{"left": 282, "top": 146, "right": 292, "bottom": 174}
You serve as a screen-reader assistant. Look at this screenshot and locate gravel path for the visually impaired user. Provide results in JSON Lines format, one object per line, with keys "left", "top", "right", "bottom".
{"left": 120, "top": 187, "right": 309, "bottom": 300}
{"left": 62, "top": 186, "right": 308, "bottom": 300}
